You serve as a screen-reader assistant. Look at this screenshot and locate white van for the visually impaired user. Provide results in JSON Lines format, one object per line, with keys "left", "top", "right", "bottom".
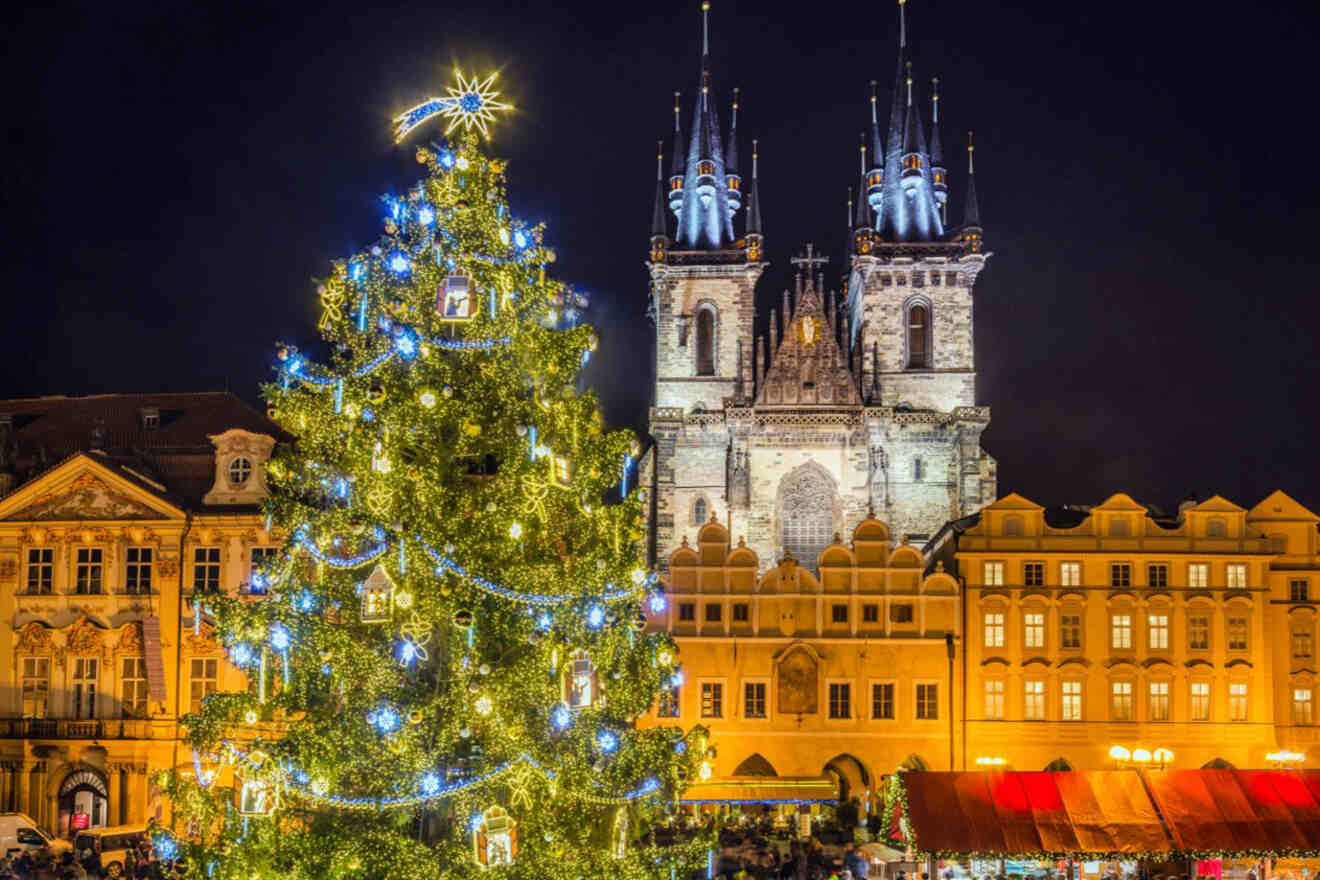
{"left": 0, "top": 812, "right": 68, "bottom": 857}
{"left": 73, "top": 825, "right": 148, "bottom": 876}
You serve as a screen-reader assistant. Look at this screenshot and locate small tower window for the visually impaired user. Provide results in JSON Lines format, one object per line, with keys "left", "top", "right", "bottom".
{"left": 907, "top": 305, "right": 930, "bottom": 368}
{"left": 697, "top": 160, "right": 715, "bottom": 177}
{"left": 693, "top": 497, "right": 707, "bottom": 526}
{"left": 228, "top": 457, "right": 253, "bottom": 486}
{"left": 695, "top": 308, "right": 716, "bottom": 376}
{"left": 913, "top": 457, "right": 925, "bottom": 482}
{"left": 903, "top": 155, "right": 923, "bottom": 171}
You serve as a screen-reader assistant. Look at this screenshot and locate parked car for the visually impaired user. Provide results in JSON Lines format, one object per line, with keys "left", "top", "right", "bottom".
{"left": 73, "top": 825, "right": 149, "bottom": 876}
{"left": 0, "top": 813, "right": 70, "bottom": 857}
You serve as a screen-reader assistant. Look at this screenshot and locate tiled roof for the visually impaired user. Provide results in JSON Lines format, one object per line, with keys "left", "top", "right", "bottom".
{"left": 0, "top": 392, "right": 283, "bottom": 510}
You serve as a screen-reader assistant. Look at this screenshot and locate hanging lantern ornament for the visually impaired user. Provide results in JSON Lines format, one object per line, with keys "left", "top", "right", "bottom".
{"left": 472, "top": 805, "right": 518, "bottom": 869}
{"left": 453, "top": 609, "right": 474, "bottom": 630}
{"left": 367, "top": 382, "right": 386, "bottom": 403}
{"left": 437, "top": 274, "right": 477, "bottom": 321}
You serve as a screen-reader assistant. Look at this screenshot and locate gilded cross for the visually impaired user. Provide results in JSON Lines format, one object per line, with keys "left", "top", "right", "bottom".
{"left": 790, "top": 243, "right": 829, "bottom": 280}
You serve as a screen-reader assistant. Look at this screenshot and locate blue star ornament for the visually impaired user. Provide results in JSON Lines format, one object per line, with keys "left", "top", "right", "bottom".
{"left": 393, "top": 68, "right": 512, "bottom": 141}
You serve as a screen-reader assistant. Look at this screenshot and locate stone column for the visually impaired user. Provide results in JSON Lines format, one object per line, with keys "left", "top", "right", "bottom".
{"left": 31, "top": 762, "right": 47, "bottom": 830}
{"left": 107, "top": 765, "right": 123, "bottom": 827}
{"left": 17, "top": 762, "right": 31, "bottom": 820}
{"left": 130, "top": 766, "right": 149, "bottom": 824}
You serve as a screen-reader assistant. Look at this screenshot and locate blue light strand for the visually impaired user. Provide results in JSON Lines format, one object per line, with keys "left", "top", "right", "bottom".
{"left": 299, "top": 537, "right": 389, "bottom": 569}
{"left": 421, "top": 541, "right": 634, "bottom": 605}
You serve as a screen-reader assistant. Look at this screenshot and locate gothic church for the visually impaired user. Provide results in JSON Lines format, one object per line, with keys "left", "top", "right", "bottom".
{"left": 641, "top": 2, "right": 997, "bottom": 572}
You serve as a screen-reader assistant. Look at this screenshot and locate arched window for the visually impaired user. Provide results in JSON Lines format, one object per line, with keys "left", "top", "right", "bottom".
{"left": 695, "top": 308, "right": 715, "bottom": 376}
{"left": 779, "top": 466, "right": 834, "bottom": 572}
{"left": 692, "top": 497, "right": 707, "bottom": 526}
{"left": 907, "top": 305, "right": 929, "bottom": 368}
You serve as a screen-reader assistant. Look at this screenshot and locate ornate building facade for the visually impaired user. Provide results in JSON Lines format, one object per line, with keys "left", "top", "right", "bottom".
{"left": 641, "top": 3, "right": 996, "bottom": 576}
{"left": 0, "top": 393, "right": 279, "bottom": 836}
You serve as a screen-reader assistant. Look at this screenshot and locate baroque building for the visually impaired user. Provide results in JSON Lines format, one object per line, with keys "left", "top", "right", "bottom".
{"left": 0, "top": 393, "right": 279, "bottom": 836}
{"left": 641, "top": 2, "right": 996, "bottom": 577}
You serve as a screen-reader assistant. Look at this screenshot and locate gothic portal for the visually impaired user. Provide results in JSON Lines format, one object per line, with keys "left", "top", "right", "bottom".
{"left": 641, "top": 2, "right": 997, "bottom": 572}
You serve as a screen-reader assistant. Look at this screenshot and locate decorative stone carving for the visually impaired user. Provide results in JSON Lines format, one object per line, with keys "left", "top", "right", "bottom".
{"left": 0, "top": 557, "right": 16, "bottom": 582}
{"left": 776, "top": 644, "right": 819, "bottom": 715}
{"left": 17, "top": 622, "right": 52, "bottom": 653}
{"left": 8, "top": 473, "right": 165, "bottom": 522}
{"left": 203, "top": 429, "right": 276, "bottom": 506}
{"left": 115, "top": 622, "right": 144, "bottom": 654}
{"left": 66, "top": 617, "right": 105, "bottom": 654}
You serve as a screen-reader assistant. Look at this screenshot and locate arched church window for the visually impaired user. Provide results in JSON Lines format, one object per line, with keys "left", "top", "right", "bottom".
{"left": 693, "top": 497, "right": 707, "bottom": 526}
{"left": 779, "top": 468, "right": 834, "bottom": 572}
{"left": 907, "top": 305, "right": 929, "bottom": 368}
{"left": 695, "top": 308, "right": 716, "bottom": 376}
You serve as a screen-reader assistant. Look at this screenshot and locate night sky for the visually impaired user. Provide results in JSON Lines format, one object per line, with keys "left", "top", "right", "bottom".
{"left": 6, "top": 0, "right": 1319, "bottom": 515}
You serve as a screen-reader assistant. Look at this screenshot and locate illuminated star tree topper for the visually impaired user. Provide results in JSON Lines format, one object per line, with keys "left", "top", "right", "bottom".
{"left": 393, "top": 68, "right": 512, "bottom": 141}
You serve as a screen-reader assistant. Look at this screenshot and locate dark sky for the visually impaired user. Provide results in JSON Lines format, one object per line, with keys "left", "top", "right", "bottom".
{"left": 6, "top": 0, "right": 1320, "bottom": 515}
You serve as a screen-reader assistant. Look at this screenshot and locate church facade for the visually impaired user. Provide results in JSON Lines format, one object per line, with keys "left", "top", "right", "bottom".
{"left": 640, "top": 2, "right": 996, "bottom": 573}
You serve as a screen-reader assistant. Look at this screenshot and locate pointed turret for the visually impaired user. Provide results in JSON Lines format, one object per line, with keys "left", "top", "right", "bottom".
{"left": 650, "top": 141, "right": 671, "bottom": 263}
{"left": 853, "top": 135, "right": 874, "bottom": 256}
{"left": 959, "top": 131, "right": 983, "bottom": 253}
{"left": 725, "top": 88, "right": 742, "bottom": 221}
{"left": 668, "top": 93, "right": 685, "bottom": 217}
{"left": 745, "top": 139, "right": 764, "bottom": 260}
{"left": 929, "top": 77, "right": 948, "bottom": 222}
{"left": 675, "top": 1, "right": 737, "bottom": 249}
{"left": 900, "top": 62, "right": 929, "bottom": 188}
{"left": 866, "top": 80, "right": 885, "bottom": 214}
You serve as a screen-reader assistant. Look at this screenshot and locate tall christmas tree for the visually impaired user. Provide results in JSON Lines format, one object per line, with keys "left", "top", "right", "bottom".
{"left": 166, "top": 70, "right": 707, "bottom": 880}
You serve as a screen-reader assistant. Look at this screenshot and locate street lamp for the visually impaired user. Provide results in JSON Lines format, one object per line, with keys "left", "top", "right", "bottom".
{"left": 1266, "top": 750, "right": 1305, "bottom": 767}
{"left": 1109, "top": 745, "right": 1173, "bottom": 769}
{"left": 1108, "top": 745, "right": 1131, "bottom": 763}
{"left": 975, "top": 756, "right": 1007, "bottom": 767}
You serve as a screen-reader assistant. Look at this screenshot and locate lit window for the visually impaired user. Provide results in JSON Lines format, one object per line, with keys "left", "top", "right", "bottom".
{"left": 983, "top": 562, "right": 1004, "bottom": 586}
{"left": 121, "top": 657, "right": 149, "bottom": 719}
{"left": 1189, "top": 615, "right": 1210, "bottom": 650}
{"left": 984, "top": 680, "right": 1005, "bottom": 719}
{"left": 75, "top": 548, "right": 103, "bottom": 594}
{"left": 1024, "top": 681, "right": 1045, "bottom": 720}
{"left": 916, "top": 683, "right": 938, "bottom": 720}
{"left": 1188, "top": 563, "right": 1209, "bottom": 588}
{"left": 1111, "top": 614, "right": 1132, "bottom": 650}
{"left": 701, "top": 682, "right": 723, "bottom": 718}
{"left": 1060, "top": 562, "right": 1082, "bottom": 587}
{"left": 1061, "top": 681, "right": 1082, "bottom": 721}
{"left": 872, "top": 683, "right": 895, "bottom": 719}
{"left": 228, "top": 457, "right": 253, "bottom": 486}
{"left": 1229, "top": 683, "right": 1248, "bottom": 722}
{"left": 26, "top": 548, "right": 53, "bottom": 594}
{"left": 1111, "top": 682, "right": 1133, "bottom": 721}
{"left": 1148, "top": 682, "right": 1169, "bottom": 721}
{"left": 744, "top": 682, "right": 766, "bottom": 718}
{"left": 1023, "top": 613, "right": 1044, "bottom": 649}
{"left": 1295, "top": 689, "right": 1314, "bottom": 725}
{"left": 1147, "top": 564, "right": 1168, "bottom": 588}
{"left": 21, "top": 657, "right": 50, "bottom": 719}
{"left": 983, "top": 612, "right": 1005, "bottom": 648}
{"left": 1226, "top": 564, "right": 1247, "bottom": 589}
{"left": 1190, "top": 682, "right": 1210, "bottom": 721}
{"left": 829, "top": 683, "right": 851, "bottom": 719}
{"left": 125, "top": 547, "right": 153, "bottom": 594}
{"left": 1148, "top": 614, "right": 1169, "bottom": 650}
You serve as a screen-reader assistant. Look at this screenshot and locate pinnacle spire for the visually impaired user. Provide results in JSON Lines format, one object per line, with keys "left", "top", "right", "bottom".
{"left": 676, "top": 0, "right": 735, "bottom": 248}
{"left": 670, "top": 92, "right": 685, "bottom": 177}
{"left": 746, "top": 138, "right": 763, "bottom": 236}
{"left": 929, "top": 77, "right": 944, "bottom": 167}
{"left": 854, "top": 136, "right": 871, "bottom": 229}
{"left": 869, "top": 79, "right": 884, "bottom": 167}
{"left": 726, "top": 87, "right": 740, "bottom": 174}
{"left": 652, "top": 140, "right": 668, "bottom": 238}
{"left": 963, "top": 131, "right": 981, "bottom": 228}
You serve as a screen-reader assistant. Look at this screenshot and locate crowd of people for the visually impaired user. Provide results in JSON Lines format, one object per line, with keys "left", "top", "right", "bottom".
{"left": 0, "top": 835, "right": 169, "bottom": 880}
{"left": 716, "top": 840, "right": 878, "bottom": 880}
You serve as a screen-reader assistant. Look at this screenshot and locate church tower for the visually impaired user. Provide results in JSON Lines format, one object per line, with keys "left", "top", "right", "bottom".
{"left": 844, "top": 0, "right": 996, "bottom": 540}
{"left": 645, "top": 2, "right": 766, "bottom": 564}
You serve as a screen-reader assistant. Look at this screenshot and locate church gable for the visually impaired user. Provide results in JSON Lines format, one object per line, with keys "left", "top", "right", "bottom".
{"left": 0, "top": 455, "right": 181, "bottom": 522}
{"left": 755, "top": 268, "right": 859, "bottom": 408}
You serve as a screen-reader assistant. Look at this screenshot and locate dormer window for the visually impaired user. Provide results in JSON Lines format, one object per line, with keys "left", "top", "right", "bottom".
{"left": 139, "top": 408, "right": 160, "bottom": 430}
{"left": 228, "top": 457, "right": 253, "bottom": 486}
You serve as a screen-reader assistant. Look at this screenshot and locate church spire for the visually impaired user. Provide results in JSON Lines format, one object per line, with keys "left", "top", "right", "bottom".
{"left": 866, "top": 80, "right": 885, "bottom": 216}
{"left": 853, "top": 135, "right": 872, "bottom": 231}
{"left": 726, "top": 87, "right": 742, "bottom": 221}
{"left": 959, "top": 131, "right": 983, "bottom": 253}
{"left": 675, "top": 1, "right": 736, "bottom": 249}
{"left": 668, "top": 92, "right": 685, "bottom": 217}
{"left": 746, "top": 139, "right": 764, "bottom": 260}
